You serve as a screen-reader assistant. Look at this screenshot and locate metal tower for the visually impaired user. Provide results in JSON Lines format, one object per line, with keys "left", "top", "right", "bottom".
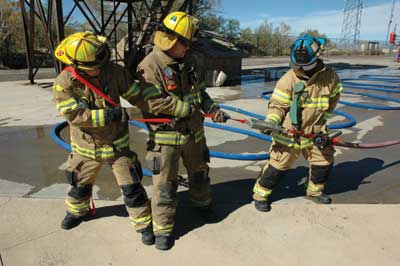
{"left": 18, "top": 0, "right": 194, "bottom": 83}
{"left": 340, "top": 0, "right": 363, "bottom": 50}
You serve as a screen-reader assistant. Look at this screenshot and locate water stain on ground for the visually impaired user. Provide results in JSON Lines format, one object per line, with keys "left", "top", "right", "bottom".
{"left": 1, "top": 66, "right": 399, "bottom": 203}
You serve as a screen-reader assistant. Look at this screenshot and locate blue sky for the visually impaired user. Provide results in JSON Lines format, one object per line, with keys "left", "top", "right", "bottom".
{"left": 64, "top": 0, "right": 399, "bottom": 41}
{"left": 219, "top": 0, "right": 400, "bottom": 40}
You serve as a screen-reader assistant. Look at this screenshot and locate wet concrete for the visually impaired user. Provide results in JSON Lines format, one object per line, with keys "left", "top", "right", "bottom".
{"left": 0, "top": 64, "right": 399, "bottom": 205}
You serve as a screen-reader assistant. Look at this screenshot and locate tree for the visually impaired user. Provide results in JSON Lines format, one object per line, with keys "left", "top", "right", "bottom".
{"left": 192, "top": 0, "right": 221, "bottom": 17}
{"left": 271, "top": 22, "right": 291, "bottom": 55}
{"left": 240, "top": 27, "right": 255, "bottom": 44}
{"left": 199, "top": 14, "right": 225, "bottom": 32}
{"left": 221, "top": 18, "right": 240, "bottom": 43}
{"left": 0, "top": 0, "right": 21, "bottom": 55}
{"left": 298, "top": 29, "right": 332, "bottom": 47}
{"left": 254, "top": 19, "right": 273, "bottom": 56}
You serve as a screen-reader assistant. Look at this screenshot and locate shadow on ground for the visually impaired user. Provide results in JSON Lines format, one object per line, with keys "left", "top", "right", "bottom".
{"left": 81, "top": 157, "right": 400, "bottom": 239}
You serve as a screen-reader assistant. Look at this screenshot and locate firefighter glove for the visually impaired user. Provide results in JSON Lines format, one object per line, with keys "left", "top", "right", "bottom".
{"left": 106, "top": 107, "right": 129, "bottom": 123}
{"left": 212, "top": 109, "right": 230, "bottom": 123}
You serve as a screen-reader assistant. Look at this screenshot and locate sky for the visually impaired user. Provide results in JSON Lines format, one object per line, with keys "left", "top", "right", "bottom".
{"left": 63, "top": 0, "right": 399, "bottom": 41}
{"left": 219, "top": 0, "right": 400, "bottom": 41}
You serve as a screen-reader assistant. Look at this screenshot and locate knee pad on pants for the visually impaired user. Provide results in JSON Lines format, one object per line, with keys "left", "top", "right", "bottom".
{"left": 121, "top": 183, "right": 147, "bottom": 207}
{"left": 68, "top": 184, "right": 92, "bottom": 199}
{"left": 158, "top": 182, "right": 177, "bottom": 205}
{"left": 258, "top": 165, "right": 286, "bottom": 189}
{"left": 310, "top": 164, "right": 332, "bottom": 184}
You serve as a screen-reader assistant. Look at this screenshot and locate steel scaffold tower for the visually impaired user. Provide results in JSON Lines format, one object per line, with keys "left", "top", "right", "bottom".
{"left": 340, "top": 0, "right": 363, "bottom": 50}
{"left": 19, "top": 0, "right": 194, "bottom": 84}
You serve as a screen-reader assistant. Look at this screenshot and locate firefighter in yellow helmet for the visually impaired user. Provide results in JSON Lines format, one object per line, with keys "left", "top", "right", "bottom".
{"left": 252, "top": 35, "right": 343, "bottom": 212}
{"left": 53, "top": 31, "right": 155, "bottom": 245}
{"left": 136, "top": 11, "right": 230, "bottom": 250}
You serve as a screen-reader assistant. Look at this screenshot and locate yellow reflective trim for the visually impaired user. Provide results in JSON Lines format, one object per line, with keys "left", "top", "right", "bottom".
{"left": 143, "top": 85, "right": 162, "bottom": 101}
{"left": 331, "top": 83, "right": 343, "bottom": 98}
{"left": 253, "top": 182, "right": 272, "bottom": 198}
{"left": 65, "top": 199, "right": 89, "bottom": 214}
{"left": 113, "top": 134, "right": 129, "bottom": 150}
{"left": 302, "top": 97, "right": 329, "bottom": 108}
{"left": 173, "top": 100, "right": 190, "bottom": 117}
{"left": 98, "top": 109, "right": 105, "bottom": 127}
{"left": 130, "top": 215, "right": 152, "bottom": 226}
{"left": 56, "top": 98, "right": 79, "bottom": 114}
{"left": 153, "top": 221, "right": 174, "bottom": 233}
{"left": 267, "top": 114, "right": 281, "bottom": 124}
{"left": 154, "top": 132, "right": 191, "bottom": 145}
{"left": 272, "top": 133, "right": 314, "bottom": 149}
{"left": 91, "top": 110, "right": 100, "bottom": 127}
{"left": 71, "top": 143, "right": 115, "bottom": 160}
{"left": 271, "top": 88, "right": 291, "bottom": 104}
{"left": 123, "top": 82, "right": 140, "bottom": 99}
{"left": 53, "top": 84, "right": 64, "bottom": 92}
{"left": 307, "top": 180, "right": 325, "bottom": 193}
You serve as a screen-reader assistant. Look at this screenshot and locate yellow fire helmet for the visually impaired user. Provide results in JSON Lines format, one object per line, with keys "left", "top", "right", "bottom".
{"left": 54, "top": 31, "right": 110, "bottom": 71}
{"left": 154, "top": 11, "right": 198, "bottom": 51}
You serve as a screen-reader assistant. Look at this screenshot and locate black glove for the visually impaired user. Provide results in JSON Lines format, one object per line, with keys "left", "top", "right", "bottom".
{"left": 106, "top": 107, "right": 129, "bottom": 123}
{"left": 212, "top": 109, "right": 230, "bottom": 123}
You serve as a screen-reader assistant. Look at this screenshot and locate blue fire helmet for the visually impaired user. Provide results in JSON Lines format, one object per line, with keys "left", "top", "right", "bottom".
{"left": 290, "top": 34, "right": 326, "bottom": 71}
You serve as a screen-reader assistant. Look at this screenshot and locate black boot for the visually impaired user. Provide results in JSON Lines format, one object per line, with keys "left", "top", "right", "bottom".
{"left": 140, "top": 228, "right": 155, "bottom": 245}
{"left": 194, "top": 204, "right": 217, "bottom": 222}
{"left": 155, "top": 236, "right": 174, "bottom": 251}
{"left": 254, "top": 200, "right": 271, "bottom": 212}
{"left": 61, "top": 212, "right": 84, "bottom": 230}
{"left": 306, "top": 193, "right": 332, "bottom": 204}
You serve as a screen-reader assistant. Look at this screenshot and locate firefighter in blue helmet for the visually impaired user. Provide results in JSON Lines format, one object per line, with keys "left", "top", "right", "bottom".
{"left": 253, "top": 34, "right": 343, "bottom": 212}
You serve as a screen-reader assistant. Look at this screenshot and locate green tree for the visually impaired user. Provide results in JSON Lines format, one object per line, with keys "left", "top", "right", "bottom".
{"left": 0, "top": 0, "right": 21, "bottom": 55}
{"left": 298, "top": 29, "right": 332, "bottom": 47}
{"left": 271, "top": 22, "right": 291, "bottom": 55}
{"left": 221, "top": 18, "right": 240, "bottom": 43}
{"left": 254, "top": 19, "right": 273, "bottom": 56}
{"left": 240, "top": 27, "right": 254, "bottom": 43}
{"left": 199, "top": 14, "right": 225, "bottom": 32}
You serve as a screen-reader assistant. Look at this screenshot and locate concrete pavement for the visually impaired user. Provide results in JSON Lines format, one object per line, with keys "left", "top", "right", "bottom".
{"left": 1, "top": 197, "right": 400, "bottom": 266}
{"left": 1, "top": 58, "right": 400, "bottom": 265}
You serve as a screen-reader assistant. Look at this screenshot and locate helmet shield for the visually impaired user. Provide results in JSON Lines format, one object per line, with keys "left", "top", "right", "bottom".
{"left": 290, "top": 34, "right": 326, "bottom": 71}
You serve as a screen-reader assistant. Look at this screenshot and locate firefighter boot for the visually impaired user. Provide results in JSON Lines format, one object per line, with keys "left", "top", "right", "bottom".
{"left": 61, "top": 212, "right": 85, "bottom": 230}
{"left": 307, "top": 193, "right": 332, "bottom": 204}
{"left": 254, "top": 200, "right": 271, "bottom": 212}
{"left": 195, "top": 204, "right": 217, "bottom": 222}
{"left": 141, "top": 228, "right": 155, "bottom": 245}
{"left": 155, "top": 236, "right": 174, "bottom": 251}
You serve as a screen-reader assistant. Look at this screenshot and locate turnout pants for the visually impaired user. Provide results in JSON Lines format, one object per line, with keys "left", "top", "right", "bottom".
{"left": 148, "top": 137, "right": 211, "bottom": 236}
{"left": 64, "top": 150, "right": 152, "bottom": 232}
{"left": 253, "top": 141, "right": 335, "bottom": 201}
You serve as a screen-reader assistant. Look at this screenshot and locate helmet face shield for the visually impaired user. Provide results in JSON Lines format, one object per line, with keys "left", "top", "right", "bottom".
{"left": 290, "top": 34, "right": 325, "bottom": 71}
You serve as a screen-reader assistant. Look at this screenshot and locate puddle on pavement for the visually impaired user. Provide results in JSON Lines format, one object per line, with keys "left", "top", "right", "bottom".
{"left": 0, "top": 107, "right": 268, "bottom": 200}
{"left": 1, "top": 66, "right": 399, "bottom": 203}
